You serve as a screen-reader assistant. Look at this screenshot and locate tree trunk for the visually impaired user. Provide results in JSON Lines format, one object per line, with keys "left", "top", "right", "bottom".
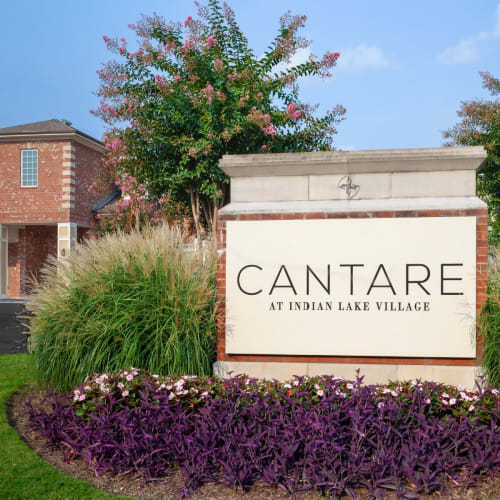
{"left": 188, "top": 188, "right": 202, "bottom": 243}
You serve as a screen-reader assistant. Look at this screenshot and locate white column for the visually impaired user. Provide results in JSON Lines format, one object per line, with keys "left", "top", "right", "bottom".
{"left": 0, "top": 225, "right": 8, "bottom": 298}
{"left": 57, "top": 223, "right": 77, "bottom": 259}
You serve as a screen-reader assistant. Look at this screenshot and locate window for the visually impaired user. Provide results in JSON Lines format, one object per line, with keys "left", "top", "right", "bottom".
{"left": 21, "top": 149, "right": 38, "bottom": 187}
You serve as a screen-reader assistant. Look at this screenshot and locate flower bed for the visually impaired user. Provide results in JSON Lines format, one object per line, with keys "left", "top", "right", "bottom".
{"left": 28, "top": 370, "right": 500, "bottom": 498}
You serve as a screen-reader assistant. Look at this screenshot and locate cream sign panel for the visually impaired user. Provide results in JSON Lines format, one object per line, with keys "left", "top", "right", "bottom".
{"left": 225, "top": 217, "right": 477, "bottom": 358}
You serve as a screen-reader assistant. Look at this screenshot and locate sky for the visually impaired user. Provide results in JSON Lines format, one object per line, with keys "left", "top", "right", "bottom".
{"left": 0, "top": 0, "right": 499, "bottom": 151}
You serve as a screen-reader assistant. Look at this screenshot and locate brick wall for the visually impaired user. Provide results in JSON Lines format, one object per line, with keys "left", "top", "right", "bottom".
{"left": 72, "top": 142, "right": 108, "bottom": 227}
{"left": 0, "top": 139, "right": 106, "bottom": 227}
{"left": 20, "top": 225, "right": 57, "bottom": 294}
{"left": 216, "top": 208, "right": 488, "bottom": 367}
{"left": 0, "top": 140, "right": 71, "bottom": 223}
{"left": 7, "top": 242, "right": 21, "bottom": 297}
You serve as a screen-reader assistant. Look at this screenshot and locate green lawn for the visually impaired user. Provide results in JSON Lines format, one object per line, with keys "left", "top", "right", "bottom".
{"left": 0, "top": 353, "right": 131, "bottom": 500}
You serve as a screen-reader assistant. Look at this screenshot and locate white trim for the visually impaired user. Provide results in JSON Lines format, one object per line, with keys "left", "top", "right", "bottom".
{"left": 0, "top": 133, "right": 105, "bottom": 153}
{"left": 220, "top": 196, "right": 488, "bottom": 215}
{"left": 57, "top": 222, "right": 77, "bottom": 259}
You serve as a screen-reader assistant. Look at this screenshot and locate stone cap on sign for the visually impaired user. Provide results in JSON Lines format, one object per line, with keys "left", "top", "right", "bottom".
{"left": 219, "top": 147, "right": 487, "bottom": 203}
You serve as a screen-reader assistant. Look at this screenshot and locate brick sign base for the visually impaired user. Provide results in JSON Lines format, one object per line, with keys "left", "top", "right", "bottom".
{"left": 215, "top": 208, "right": 488, "bottom": 385}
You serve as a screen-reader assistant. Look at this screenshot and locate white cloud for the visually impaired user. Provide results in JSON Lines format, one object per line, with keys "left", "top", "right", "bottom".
{"left": 336, "top": 44, "right": 390, "bottom": 70}
{"left": 271, "top": 47, "right": 313, "bottom": 74}
{"left": 437, "top": 3, "right": 500, "bottom": 64}
{"left": 271, "top": 45, "right": 389, "bottom": 75}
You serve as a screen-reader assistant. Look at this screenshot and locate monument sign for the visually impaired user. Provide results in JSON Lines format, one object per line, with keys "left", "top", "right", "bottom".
{"left": 215, "top": 148, "right": 488, "bottom": 387}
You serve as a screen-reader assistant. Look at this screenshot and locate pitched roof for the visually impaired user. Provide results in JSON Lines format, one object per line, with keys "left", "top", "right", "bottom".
{"left": 0, "top": 119, "right": 77, "bottom": 135}
{"left": 0, "top": 119, "right": 104, "bottom": 151}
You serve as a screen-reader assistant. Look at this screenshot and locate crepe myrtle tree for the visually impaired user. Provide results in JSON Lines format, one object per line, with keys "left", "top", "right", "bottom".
{"left": 444, "top": 72, "right": 500, "bottom": 246}
{"left": 93, "top": 0, "right": 346, "bottom": 238}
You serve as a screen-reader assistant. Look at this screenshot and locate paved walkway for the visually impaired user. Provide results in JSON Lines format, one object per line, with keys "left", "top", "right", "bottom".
{"left": 0, "top": 301, "right": 29, "bottom": 354}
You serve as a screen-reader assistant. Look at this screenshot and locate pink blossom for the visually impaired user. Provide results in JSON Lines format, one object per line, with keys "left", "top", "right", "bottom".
{"left": 184, "top": 38, "right": 194, "bottom": 49}
{"left": 286, "top": 103, "right": 301, "bottom": 120}
{"left": 263, "top": 124, "right": 277, "bottom": 136}
{"left": 174, "top": 74, "right": 181, "bottom": 82}
{"left": 122, "top": 390, "right": 129, "bottom": 397}
{"left": 154, "top": 74, "right": 169, "bottom": 87}
{"left": 126, "top": 374, "right": 134, "bottom": 381}
{"left": 213, "top": 59, "right": 224, "bottom": 71}
{"left": 206, "top": 36, "right": 217, "bottom": 48}
{"left": 184, "top": 16, "right": 192, "bottom": 26}
{"left": 322, "top": 51, "right": 340, "bottom": 67}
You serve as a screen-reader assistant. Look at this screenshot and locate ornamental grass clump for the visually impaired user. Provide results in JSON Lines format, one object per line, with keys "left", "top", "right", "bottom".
{"left": 28, "top": 370, "right": 500, "bottom": 498}
{"left": 27, "top": 225, "right": 217, "bottom": 391}
{"left": 480, "top": 249, "right": 500, "bottom": 386}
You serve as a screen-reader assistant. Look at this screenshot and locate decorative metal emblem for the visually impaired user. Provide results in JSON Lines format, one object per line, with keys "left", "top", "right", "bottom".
{"left": 338, "top": 176, "right": 360, "bottom": 200}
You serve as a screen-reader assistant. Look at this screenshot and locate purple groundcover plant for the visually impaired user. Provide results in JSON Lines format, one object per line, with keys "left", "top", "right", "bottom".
{"left": 28, "top": 369, "right": 500, "bottom": 498}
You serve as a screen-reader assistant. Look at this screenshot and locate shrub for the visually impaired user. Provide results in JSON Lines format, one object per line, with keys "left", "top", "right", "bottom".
{"left": 480, "top": 249, "right": 500, "bottom": 386}
{"left": 28, "top": 370, "right": 500, "bottom": 497}
{"left": 26, "top": 225, "right": 217, "bottom": 391}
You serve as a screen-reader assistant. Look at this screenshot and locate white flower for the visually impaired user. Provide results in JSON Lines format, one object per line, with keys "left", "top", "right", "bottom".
{"left": 78, "top": 393, "right": 86, "bottom": 401}
{"left": 346, "top": 383, "right": 354, "bottom": 390}
{"left": 283, "top": 383, "right": 292, "bottom": 389}
{"left": 391, "top": 391, "right": 399, "bottom": 397}
{"left": 449, "top": 398, "right": 457, "bottom": 405}
{"left": 168, "top": 393, "right": 175, "bottom": 400}
{"left": 317, "top": 389, "right": 324, "bottom": 397}
{"left": 492, "top": 389, "right": 499, "bottom": 396}
{"left": 159, "top": 384, "right": 166, "bottom": 390}
{"left": 152, "top": 374, "right": 159, "bottom": 378}
{"left": 442, "top": 399, "right": 448, "bottom": 405}
{"left": 122, "top": 390, "right": 129, "bottom": 397}
{"left": 382, "top": 388, "right": 391, "bottom": 394}
{"left": 377, "top": 402, "right": 384, "bottom": 408}
{"left": 201, "top": 391, "right": 209, "bottom": 397}
{"left": 424, "top": 398, "right": 431, "bottom": 404}
{"left": 117, "top": 382, "right": 125, "bottom": 389}
{"left": 314, "top": 384, "right": 320, "bottom": 390}
{"left": 468, "top": 405, "right": 475, "bottom": 411}
{"left": 457, "top": 385, "right": 465, "bottom": 391}
{"left": 442, "top": 392, "right": 449, "bottom": 399}
{"left": 293, "top": 380, "right": 299, "bottom": 386}
{"left": 126, "top": 374, "right": 134, "bottom": 382}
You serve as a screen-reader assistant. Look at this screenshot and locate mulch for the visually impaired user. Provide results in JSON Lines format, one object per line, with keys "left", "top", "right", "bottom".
{"left": 6, "top": 385, "right": 500, "bottom": 500}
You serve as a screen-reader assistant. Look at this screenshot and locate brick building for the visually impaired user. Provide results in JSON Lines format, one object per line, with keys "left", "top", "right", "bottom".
{"left": 0, "top": 119, "right": 112, "bottom": 298}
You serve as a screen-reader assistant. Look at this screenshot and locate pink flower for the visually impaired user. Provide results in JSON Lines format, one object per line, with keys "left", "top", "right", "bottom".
{"left": 322, "top": 51, "right": 340, "bottom": 67}
{"left": 206, "top": 36, "right": 217, "bottom": 48}
{"left": 286, "top": 103, "right": 302, "bottom": 120}
{"left": 117, "top": 382, "right": 125, "bottom": 389}
{"left": 263, "top": 124, "right": 277, "bottom": 136}
{"left": 155, "top": 74, "right": 169, "bottom": 87}
{"left": 184, "top": 16, "right": 192, "bottom": 26}
{"left": 122, "top": 390, "right": 129, "bottom": 397}
{"left": 126, "top": 374, "right": 134, "bottom": 381}
{"left": 174, "top": 74, "right": 181, "bottom": 82}
{"left": 213, "top": 59, "right": 224, "bottom": 71}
